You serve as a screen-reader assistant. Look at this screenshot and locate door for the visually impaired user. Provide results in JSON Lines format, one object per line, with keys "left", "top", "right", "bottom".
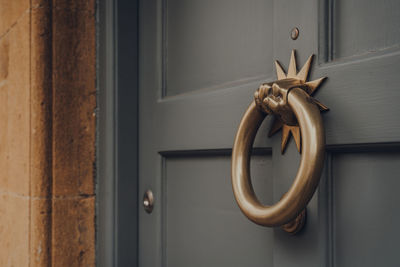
{"left": 138, "top": 0, "right": 400, "bottom": 266}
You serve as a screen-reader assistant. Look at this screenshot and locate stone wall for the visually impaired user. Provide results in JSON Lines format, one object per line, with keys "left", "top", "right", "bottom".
{"left": 0, "top": 0, "right": 96, "bottom": 266}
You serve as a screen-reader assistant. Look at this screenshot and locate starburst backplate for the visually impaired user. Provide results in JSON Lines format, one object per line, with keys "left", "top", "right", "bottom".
{"left": 270, "top": 50, "right": 328, "bottom": 154}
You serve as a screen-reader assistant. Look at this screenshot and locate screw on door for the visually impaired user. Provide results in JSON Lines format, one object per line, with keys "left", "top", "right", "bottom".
{"left": 291, "top": 27, "right": 299, "bottom": 40}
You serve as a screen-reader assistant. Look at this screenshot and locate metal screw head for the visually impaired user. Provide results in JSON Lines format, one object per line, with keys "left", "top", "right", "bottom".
{"left": 290, "top": 27, "right": 299, "bottom": 40}
{"left": 143, "top": 190, "right": 154, "bottom": 214}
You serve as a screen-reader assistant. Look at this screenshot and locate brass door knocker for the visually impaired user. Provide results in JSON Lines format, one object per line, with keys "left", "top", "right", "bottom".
{"left": 231, "top": 50, "right": 328, "bottom": 234}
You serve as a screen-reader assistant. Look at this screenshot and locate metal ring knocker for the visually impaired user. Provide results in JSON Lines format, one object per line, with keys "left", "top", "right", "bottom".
{"left": 231, "top": 51, "right": 328, "bottom": 234}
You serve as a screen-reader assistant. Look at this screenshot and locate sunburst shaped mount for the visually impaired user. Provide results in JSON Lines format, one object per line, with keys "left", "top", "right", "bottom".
{"left": 263, "top": 50, "right": 328, "bottom": 154}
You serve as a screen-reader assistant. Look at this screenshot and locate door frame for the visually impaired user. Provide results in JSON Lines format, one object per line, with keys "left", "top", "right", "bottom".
{"left": 97, "top": 0, "right": 139, "bottom": 266}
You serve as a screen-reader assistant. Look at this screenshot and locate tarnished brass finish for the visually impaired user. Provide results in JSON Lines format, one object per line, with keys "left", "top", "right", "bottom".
{"left": 281, "top": 208, "right": 306, "bottom": 234}
{"left": 143, "top": 190, "right": 154, "bottom": 214}
{"left": 231, "top": 51, "right": 327, "bottom": 232}
{"left": 270, "top": 50, "right": 328, "bottom": 153}
{"left": 280, "top": 193, "right": 306, "bottom": 234}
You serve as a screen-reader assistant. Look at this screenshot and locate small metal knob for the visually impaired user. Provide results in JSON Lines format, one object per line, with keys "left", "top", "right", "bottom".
{"left": 291, "top": 27, "right": 299, "bottom": 40}
{"left": 143, "top": 190, "right": 154, "bottom": 214}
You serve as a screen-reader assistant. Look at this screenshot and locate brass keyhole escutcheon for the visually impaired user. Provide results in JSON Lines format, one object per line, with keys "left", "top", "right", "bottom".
{"left": 143, "top": 190, "right": 154, "bottom": 214}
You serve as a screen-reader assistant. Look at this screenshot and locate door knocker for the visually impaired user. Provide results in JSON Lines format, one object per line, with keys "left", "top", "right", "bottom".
{"left": 231, "top": 50, "right": 328, "bottom": 234}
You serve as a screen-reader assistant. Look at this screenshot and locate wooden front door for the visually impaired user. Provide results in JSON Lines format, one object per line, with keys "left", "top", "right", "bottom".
{"left": 136, "top": 0, "right": 400, "bottom": 266}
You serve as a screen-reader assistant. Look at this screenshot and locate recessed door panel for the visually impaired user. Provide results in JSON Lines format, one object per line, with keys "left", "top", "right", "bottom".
{"left": 165, "top": 0, "right": 273, "bottom": 96}
{"left": 333, "top": 0, "right": 400, "bottom": 59}
{"left": 333, "top": 152, "right": 400, "bottom": 267}
{"left": 164, "top": 154, "right": 273, "bottom": 266}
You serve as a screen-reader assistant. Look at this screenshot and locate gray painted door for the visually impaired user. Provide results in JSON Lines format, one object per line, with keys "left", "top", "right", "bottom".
{"left": 138, "top": 0, "right": 400, "bottom": 266}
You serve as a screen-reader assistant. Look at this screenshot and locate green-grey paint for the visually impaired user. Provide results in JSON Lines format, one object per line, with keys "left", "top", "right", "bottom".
{"left": 98, "top": 0, "right": 400, "bottom": 266}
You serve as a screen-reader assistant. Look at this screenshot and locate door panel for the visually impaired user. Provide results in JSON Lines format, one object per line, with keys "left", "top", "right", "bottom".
{"left": 334, "top": 0, "right": 400, "bottom": 59}
{"left": 318, "top": 0, "right": 400, "bottom": 145}
{"left": 163, "top": 154, "right": 273, "bottom": 266}
{"left": 165, "top": 0, "right": 273, "bottom": 96}
{"left": 333, "top": 152, "right": 400, "bottom": 267}
{"left": 270, "top": 140, "right": 324, "bottom": 267}
{"left": 137, "top": 0, "right": 400, "bottom": 266}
